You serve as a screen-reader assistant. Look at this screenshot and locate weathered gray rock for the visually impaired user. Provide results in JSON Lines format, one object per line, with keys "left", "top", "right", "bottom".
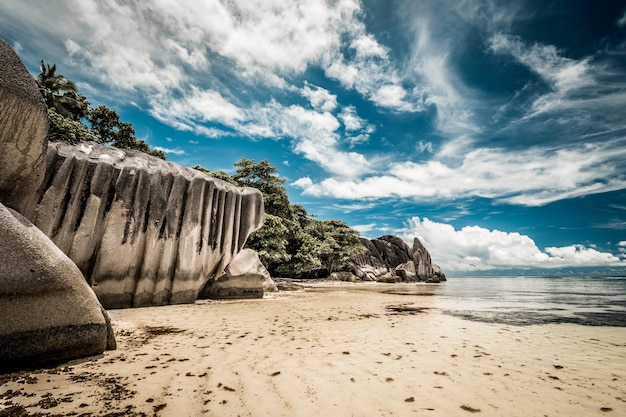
{"left": 23, "top": 141, "right": 265, "bottom": 308}
{"left": 0, "top": 38, "right": 49, "bottom": 214}
{"left": 348, "top": 235, "right": 446, "bottom": 283}
{"left": 199, "top": 249, "right": 270, "bottom": 299}
{"left": 348, "top": 238, "right": 389, "bottom": 281}
{"left": 201, "top": 248, "right": 276, "bottom": 299}
{"left": 394, "top": 260, "right": 416, "bottom": 281}
{"left": 0, "top": 203, "right": 114, "bottom": 371}
{"left": 329, "top": 271, "right": 358, "bottom": 282}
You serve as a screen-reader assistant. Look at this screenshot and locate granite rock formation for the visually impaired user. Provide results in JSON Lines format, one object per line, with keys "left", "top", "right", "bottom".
{"left": 0, "top": 39, "right": 115, "bottom": 370}
{"left": 0, "top": 203, "right": 115, "bottom": 370}
{"left": 348, "top": 235, "right": 446, "bottom": 283}
{"left": 200, "top": 249, "right": 276, "bottom": 299}
{"left": 0, "top": 39, "right": 48, "bottom": 214}
{"left": 24, "top": 141, "right": 265, "bottom": 308}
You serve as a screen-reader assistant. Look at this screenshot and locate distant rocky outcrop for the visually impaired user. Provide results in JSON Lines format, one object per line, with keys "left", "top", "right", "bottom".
{"left": 23, "top": 141, "right": 265, "bottom": 308}
{"left": 0, "top": 38, "right": 114, "bottom": 370}
{"left": 348, "top": 235, "right": 446, "bottom": 283}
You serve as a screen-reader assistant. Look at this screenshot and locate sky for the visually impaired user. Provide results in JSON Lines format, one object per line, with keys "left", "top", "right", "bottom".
{"left": 2, "top": 0, "right": 626, "bottom": 276}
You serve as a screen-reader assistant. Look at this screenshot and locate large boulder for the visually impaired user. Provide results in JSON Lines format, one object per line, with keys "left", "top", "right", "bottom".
{"left": 394, "top": 260, "right": 416, "bottom": 281}
{"left": 23, "top": 141, "right": 265, "bottom": 308}
{"left": 0, "top": 204, "right": 114, "bottom": 371}
{"left": 348, "top": 235, "right": 446, "bottom": 283}
{"left": 0, "top": 38, "right": 48, "bottom": 214}
{"left": 199, "top": 249, "right": 273, "bottom": 299}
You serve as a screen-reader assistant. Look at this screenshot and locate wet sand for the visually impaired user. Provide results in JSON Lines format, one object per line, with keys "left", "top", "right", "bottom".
{"left": 1, "top": 284, "right": 625, "bottom": 416}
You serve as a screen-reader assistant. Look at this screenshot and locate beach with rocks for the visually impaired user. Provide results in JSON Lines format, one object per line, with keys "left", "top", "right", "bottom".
{"left": 2, "top": 283, "right": 625, "bottom": 417}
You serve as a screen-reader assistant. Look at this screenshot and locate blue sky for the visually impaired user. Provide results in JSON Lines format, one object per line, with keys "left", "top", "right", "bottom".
{"left": 2, "top": 0, "right": 626, "bottom": 275}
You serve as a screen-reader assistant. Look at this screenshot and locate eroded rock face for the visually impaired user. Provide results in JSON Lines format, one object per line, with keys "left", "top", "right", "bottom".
{"left": 199, "top": 248, "right": 276, "bottom": 299}
{"left": 24, "top": 141, "right": 265, "bottom": 308}
{"left": 0, "top": 38, "right": 48, "bottom": 214}
{"left": 0, "top": 204, "right": 113, "bottom": 371}
{"left": 348, "top": 235, "right": 446, "bottom": 283}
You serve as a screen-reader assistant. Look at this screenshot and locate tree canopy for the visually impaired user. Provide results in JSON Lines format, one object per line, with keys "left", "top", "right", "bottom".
{"left": 35, "top": 61, "right": 165, "bottom": 159}
{"left": 194, "top": 159, "right": 366, "bottom": 277}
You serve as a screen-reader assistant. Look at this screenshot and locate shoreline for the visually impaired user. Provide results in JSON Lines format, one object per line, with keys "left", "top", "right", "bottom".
{"left": 2, "top": 285, "right": 625, "bottom": 416}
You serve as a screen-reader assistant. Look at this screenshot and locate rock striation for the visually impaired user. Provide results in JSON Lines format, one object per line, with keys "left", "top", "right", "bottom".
{"left": 23, "top": 141, "right": 265, "bottom": 308}
{"left": 348, "top": 235, "right": 446, "bottom": 283}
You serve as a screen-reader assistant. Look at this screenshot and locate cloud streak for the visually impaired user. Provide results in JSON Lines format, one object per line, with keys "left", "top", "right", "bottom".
{"left": 295, "top": 139, "right": 626, "bottom": 206}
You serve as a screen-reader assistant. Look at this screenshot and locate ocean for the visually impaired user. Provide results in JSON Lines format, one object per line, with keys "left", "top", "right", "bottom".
{"left": 376, "top": 276, "right": 626, "bottom": 327}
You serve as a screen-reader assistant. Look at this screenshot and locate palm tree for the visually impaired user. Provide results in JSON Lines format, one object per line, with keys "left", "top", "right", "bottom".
{"left": 37, "top": 60, "right": 89, "bottom": 121}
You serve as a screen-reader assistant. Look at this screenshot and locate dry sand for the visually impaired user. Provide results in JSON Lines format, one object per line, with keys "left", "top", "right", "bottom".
{"left": 1, "top": 283, "right": 625, "bottom": 416}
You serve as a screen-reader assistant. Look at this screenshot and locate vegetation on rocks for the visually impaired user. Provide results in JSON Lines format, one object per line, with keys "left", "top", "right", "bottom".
{"left": 36, "top": 61, "right": 165, "bottom": 159}
{"left": 193, "top": 159, "right": 366, "bottom": 278}
{"left": 35, "top": 61, "right": 365, "bottom": 278}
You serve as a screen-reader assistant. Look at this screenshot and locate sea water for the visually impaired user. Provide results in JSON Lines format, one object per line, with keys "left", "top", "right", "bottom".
{"left": 378, "top": 276, "right": 626, "bottom": 327}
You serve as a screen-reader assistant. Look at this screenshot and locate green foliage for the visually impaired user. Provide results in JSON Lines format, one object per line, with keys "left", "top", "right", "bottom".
{"left": 87, "top": 105, "right": 166, "bottom": 159}
{"left": 232, "top": 158, "right": 292, "bottom": 219}
{"left": 47, "top": 108, "right": 95, "bottom": 144}
{"left": 245, "top": 214, "right": 291, "bottom": 266}
{"left": 37, "top": 60, "right": 89, "bottom": 121}
{"left": 36, "top": 61, "right": 165, "bottom": 159}
{"left": 87, "top": 105, "right": 132, "bottom": 145}
{"left": 219, "top": 158, "right": 366, "bottom": 277}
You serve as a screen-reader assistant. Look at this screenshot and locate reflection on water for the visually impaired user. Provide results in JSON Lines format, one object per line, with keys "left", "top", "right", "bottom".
{"left": 368, "top": 276, "right": 626, "bottom": 327}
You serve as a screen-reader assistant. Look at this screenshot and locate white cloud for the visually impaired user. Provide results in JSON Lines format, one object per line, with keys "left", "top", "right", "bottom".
{"left": 62, "top": 0, "right": 364, "bottom": 91}
{"left": 323, "top": 21, "right": 420, "bottom": 112}
{"left": 351, "top": 34, "right": 388, "bottom": 59}
{"left": 279, "top": 104, "right": 373, "bottom": 177}
{"left": 301, "top": 83, "right": 337, "bottom": 112}
{"left": 294, "top": 139, "right": 626, "bottom": 205}
{"left": 330, "top": 202, "right": 377, "bottom": 213}
{"left": 338, "top": 106, "right": 364, "bottom": 131}
{"left": 371, "top": 84, "right": 412, "bottom": 110}
{"left": 399, "top": 217, "right": 626, "bottom": 272}
{"left": 487, "top": 33, "right": 596, "bottom": 117}
{"left": 148, "top": 87, "right": 244, "bottom": 135}
{"left": 352, "top": 223, "right": 378, "bottom": 234}
{"left": 402, "top": 13, "right": 481, "bottom": 136}
{"left": 11, "top": 41, "right": 22, "bottom": 54}
{"left": 417, "top": 140, "right": 433, "bottom": 153}
{"left": 153, "top": 146, "right": 186, "bottom": 155}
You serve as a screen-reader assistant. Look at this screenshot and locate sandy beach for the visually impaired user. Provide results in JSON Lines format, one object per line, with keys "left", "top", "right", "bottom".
{"left": 1, "top": 283, "right": 625, "bottom": 417}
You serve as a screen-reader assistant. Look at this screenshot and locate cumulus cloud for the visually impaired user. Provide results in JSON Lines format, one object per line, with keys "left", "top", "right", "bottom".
{"left": 338, "top": 106, "right": 364, "bottom": 131}
{"left": 323, "top": 23, "right": 421, "bottom": 112}
{"left": 148, "top": 87, "right": 244, "bottom": 136}
{"left": 301, "top": 83, "right": 338, "bottom": 112}
{"left": 399, "top": 217, "right": 626, "bottom": 272}
{"left": 286, "top": 105, "right": 372, "bottom": 178}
